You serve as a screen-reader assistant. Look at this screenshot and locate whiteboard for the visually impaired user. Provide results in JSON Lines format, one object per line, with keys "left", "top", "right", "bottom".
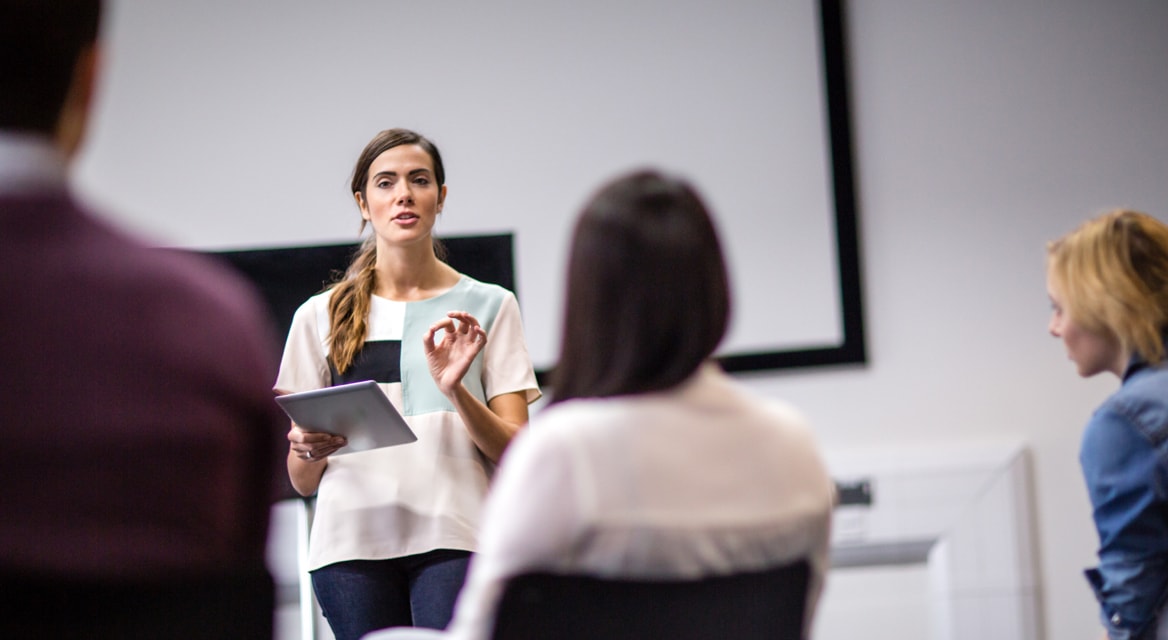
{"left": 74, "top": 0, "right": 852, "bottom": 371}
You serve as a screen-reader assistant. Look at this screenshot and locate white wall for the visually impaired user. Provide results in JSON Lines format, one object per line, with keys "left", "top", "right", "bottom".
{"left": 74, "top": 2, "right": 1168, "bottom": 640}
{"left": 73, "top": 0, "right": 842, "bottom": 370}
{"left": 737, "top": 2, "right": 1168, "bottom": 640}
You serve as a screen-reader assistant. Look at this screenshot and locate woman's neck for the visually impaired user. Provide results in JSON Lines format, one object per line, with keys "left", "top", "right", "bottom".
{"left": 373, "top": 241, "right": 459, "bottom": 301}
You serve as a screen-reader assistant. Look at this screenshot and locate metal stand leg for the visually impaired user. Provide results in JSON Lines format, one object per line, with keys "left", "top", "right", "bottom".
{"left": 297, "top": 497, "right": 317, "bottom": 640}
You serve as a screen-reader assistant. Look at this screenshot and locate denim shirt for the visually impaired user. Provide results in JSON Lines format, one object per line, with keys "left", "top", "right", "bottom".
{"left": 1081, "top": 353, "right": 1168, "bottom": 640}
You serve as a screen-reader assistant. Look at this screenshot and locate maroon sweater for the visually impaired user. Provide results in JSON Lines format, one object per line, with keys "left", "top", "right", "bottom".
{"left": 1, "top": 191, "right": 286, "bottom": 582}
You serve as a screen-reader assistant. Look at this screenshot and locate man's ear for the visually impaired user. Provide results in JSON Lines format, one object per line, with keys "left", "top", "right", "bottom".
{"left": 55, "top": 44, "right": 100, "bottom": 159}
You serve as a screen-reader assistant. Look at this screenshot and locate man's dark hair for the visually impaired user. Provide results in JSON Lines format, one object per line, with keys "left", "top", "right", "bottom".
{"left": 0, "top": 0, "right": 102, "bottom": 133}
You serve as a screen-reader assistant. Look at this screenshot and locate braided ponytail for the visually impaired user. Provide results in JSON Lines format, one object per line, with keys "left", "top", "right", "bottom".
{"left": 327, "top": 237, "right": 377, "bottom": 374}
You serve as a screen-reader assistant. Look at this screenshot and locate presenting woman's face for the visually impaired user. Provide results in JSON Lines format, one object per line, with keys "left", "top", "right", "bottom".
{"left": 355, "top": 144, "right": 446, "bottom": 251}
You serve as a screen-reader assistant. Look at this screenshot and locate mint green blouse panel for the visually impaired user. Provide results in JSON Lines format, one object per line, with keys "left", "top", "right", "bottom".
{"left": 400, "top": 277, "right": 506, "bottom": 416}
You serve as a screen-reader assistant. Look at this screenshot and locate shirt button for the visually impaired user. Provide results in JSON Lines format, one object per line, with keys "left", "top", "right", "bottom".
{"left": 1111, "top": 613, "right": 1122, "bottom": 625}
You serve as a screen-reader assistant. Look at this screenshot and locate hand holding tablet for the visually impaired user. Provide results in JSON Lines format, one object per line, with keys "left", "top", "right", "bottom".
{"left": 275, "top": 380, "right": 417, "bottom": 455}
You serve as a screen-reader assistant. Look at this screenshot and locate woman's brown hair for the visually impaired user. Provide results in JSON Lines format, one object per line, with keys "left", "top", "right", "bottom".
{"left": 549, "top": 169, "right": 731, "bottom": 404}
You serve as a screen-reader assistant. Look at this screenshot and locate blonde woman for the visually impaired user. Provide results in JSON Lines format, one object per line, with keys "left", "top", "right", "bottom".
{"left": 1047, "top": 210, "right": 1168, "bottom": 640}
{"left": 276, "top": 129, "right": 540, "bottom": 640}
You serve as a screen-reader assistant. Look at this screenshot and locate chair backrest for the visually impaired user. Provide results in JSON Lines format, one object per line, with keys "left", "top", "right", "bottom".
{"left": 0, "top": 564, "right": 274, "bottom": 639}
{"left": 490, "top": 560, "right": 810, "bottom": 640}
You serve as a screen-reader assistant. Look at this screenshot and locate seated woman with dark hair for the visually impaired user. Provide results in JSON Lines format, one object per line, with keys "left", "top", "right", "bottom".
{"left": 367, "top": 169, "right": 836, "bottom": 640}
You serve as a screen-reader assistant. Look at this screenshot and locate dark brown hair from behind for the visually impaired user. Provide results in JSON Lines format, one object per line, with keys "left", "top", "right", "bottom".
{"left": 0, "top": 0, "right": 102, "bottom": 133}
{"left": 549, "top": 169, "right": 731, "bottom": 404}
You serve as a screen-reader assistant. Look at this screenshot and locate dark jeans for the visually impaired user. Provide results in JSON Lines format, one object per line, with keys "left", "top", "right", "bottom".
{"left": 311, "top": 549, "right": 472, "bottom": 640}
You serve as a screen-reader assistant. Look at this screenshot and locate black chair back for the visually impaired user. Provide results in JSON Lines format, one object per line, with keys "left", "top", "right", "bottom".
{"left": 490, "top": 560, "right": 810, "bottom": 640}
{"left": 0, "top": 564, "right": 274, "bottom": 639}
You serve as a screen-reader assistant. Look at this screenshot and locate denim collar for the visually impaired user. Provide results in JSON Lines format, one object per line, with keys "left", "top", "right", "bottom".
{"left": 1122, "top": 332, "right": 1168, "bottom": 382}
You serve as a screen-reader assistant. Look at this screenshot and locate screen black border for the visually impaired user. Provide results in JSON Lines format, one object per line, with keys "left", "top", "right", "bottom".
{"left": 717, "top": 0, "right": 866, "bottom": 374}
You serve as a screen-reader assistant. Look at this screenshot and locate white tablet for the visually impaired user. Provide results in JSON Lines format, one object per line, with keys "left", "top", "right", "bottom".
{"left": 275, "top": 380, "right": 417, "bottom": 455}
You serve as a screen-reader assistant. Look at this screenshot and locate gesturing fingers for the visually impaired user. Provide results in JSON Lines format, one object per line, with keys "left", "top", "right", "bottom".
{"left": 428, "top": 312, "right": 486, "bottom": 344}
{"left": 445, "top": 311, "right": 481, "bottom": 333}
{"left": 424, "top": 317, "right": 457, "bottom": 351}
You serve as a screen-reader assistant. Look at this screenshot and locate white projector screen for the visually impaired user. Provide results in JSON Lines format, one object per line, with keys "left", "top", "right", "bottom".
{"left": 73, "top": 0, "right": 862, "bottom": 372}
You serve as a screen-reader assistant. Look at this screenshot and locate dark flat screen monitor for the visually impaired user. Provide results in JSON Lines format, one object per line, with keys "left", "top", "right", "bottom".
{"left": 206, "top": 233, "right": 515, "bottom": 346}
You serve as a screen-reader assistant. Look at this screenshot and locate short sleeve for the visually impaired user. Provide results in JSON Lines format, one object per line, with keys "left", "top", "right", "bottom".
{"left": 481, "top": 293, "right": 540, "bottom": 404}
{"left": 274, "top": 296, "right": 331, "bottom": 394}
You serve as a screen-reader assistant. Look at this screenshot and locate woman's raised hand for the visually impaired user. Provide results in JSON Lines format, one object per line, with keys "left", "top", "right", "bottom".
{"left": 423, "top": 311, "right": 487, "bottom": 395}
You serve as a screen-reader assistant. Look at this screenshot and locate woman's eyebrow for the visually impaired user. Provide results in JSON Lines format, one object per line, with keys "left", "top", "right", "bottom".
{"left": 373, "top": 168, "right": 432, "bottom": 178}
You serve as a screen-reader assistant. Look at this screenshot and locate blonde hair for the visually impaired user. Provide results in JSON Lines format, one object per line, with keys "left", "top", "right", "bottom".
{"left": 1046, "top": 209, "right": 1168, "bottom": 364}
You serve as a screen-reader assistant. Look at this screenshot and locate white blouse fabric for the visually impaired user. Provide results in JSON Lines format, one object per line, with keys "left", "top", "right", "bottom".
{"left": 393, "top": 363, "right": 834, "bottom": 640}
{"left": 276, "top": 276, "right": 540, "bottom": 570}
